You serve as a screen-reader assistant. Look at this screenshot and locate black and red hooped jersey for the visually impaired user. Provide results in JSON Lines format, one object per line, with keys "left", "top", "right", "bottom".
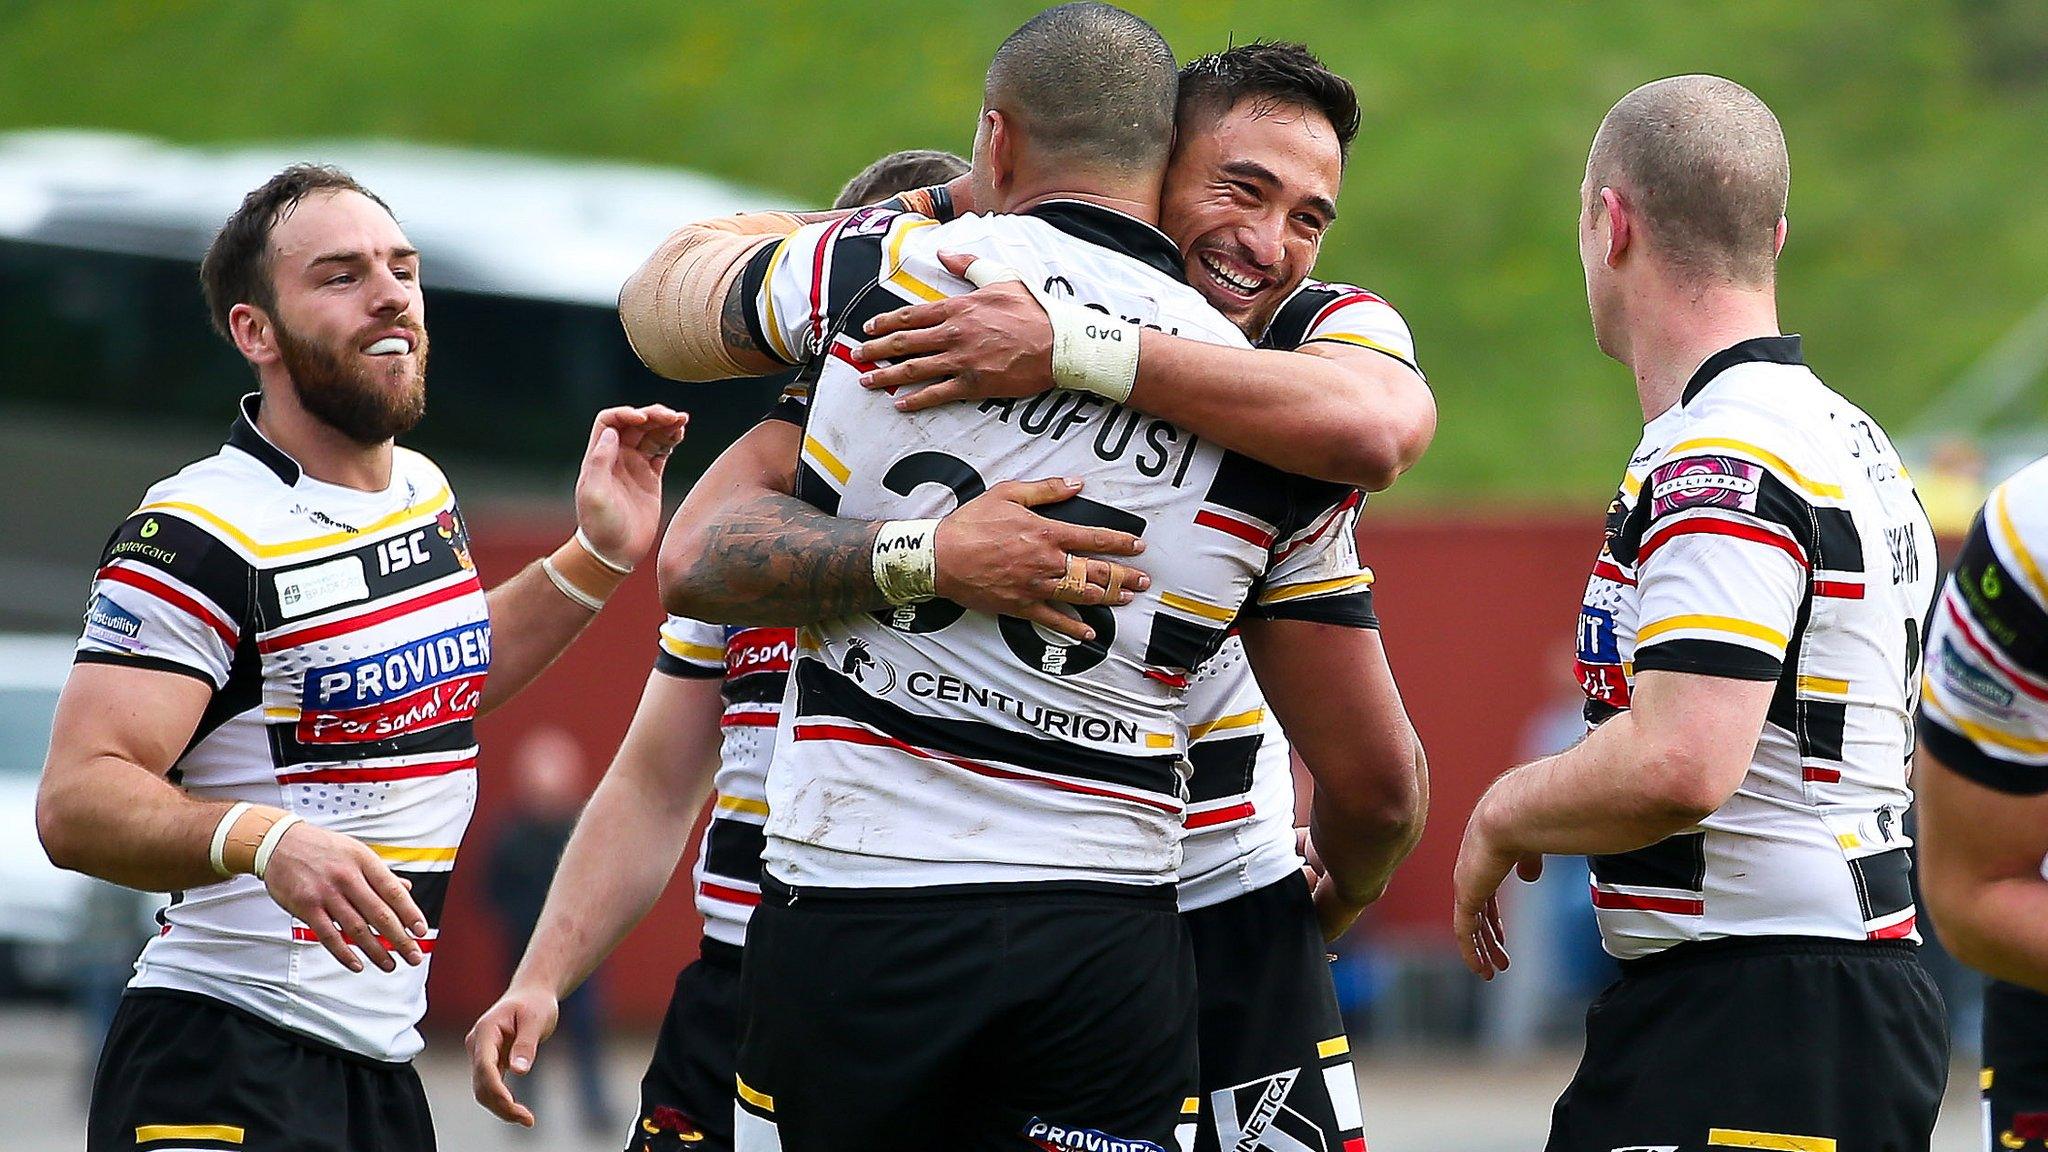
{"left": 74, "top": 394, "right": 486, "bottom": 1060}
{"left": 654, "top": 617, "right": 792, "bottom": 945}
{"left": 1573, "top": 337, "right": 1935, "bottom": 959}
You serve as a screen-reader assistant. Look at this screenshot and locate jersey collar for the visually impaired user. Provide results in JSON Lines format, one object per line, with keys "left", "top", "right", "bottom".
{"left": 226, "top": 392, "right": 304, "bottom": 485}
{"left": 1024, "top": 200, "right": 1186, "bottom": 283}
{"left": 1681, "top": 334, "right": 1804, "bottom": 407}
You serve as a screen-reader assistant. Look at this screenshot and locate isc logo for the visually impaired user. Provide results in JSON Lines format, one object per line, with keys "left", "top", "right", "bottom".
{"left": 377, "top": 530, "right": 433, "bottom": 576}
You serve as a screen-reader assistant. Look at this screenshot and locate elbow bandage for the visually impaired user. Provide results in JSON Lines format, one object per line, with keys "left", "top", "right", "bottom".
{"left": 956, "top": 256, "right": 1140, "bottom": 403}
{"left": 618, "top": 212, "right": 805, "bottom": 381}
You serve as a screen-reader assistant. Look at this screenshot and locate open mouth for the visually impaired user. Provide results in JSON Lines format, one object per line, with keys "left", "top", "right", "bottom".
{"left": 363, "top": 334, "right": 415, "bottom": 356}
{"left": 1196, "top": 251, "right": 1270, "bottom": 303}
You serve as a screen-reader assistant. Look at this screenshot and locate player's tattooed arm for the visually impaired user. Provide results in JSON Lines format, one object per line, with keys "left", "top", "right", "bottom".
{"left": 672, "top": 487, "right": 890, "bottom": 623}
{"left": 657, "top": 424, "right": 1145, "bottom": 638}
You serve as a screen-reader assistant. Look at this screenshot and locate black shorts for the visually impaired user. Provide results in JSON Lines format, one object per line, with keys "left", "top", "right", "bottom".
{"left": 629, "top": 939, "right": 744, "bottom": 1152}
{"left": 734, "top": 878, "right": 1198, "bottom": 1152}
{"left": 1184, "top": 874, "right": 1363, "bottom": 1152}
{"left": 1546, "top": 936, "right": 1947, "bottom": 1152}
{"left": 89, "top": 989, "right": 434, "bottom": 1152}
{"left": 1985, "top": 978, "right": 2048, "bottom": 1151}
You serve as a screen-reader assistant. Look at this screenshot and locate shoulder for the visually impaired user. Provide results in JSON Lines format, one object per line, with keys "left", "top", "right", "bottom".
{"left": 1654, "top": 391, "right": 1840, "bottom": 513}
{"left": 112, "top": 452, "right": 278, "bottom": 571}
{"left": 1979, "top": 457, "right": 2048, "bottom": 610}
{"left": 393, "top": 445, "right": 455, "bottom": 497}
{"left": 1261, "top": 278, "right": 1417, "bottom": 369}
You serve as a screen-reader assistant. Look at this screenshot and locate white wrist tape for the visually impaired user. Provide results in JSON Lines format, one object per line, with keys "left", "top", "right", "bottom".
{"left": 542, "top": 555, "right": 607, "bottom": 613}
{"left": 574, "top": 528, "right": 634, "bottom": 576}
{"left": 252, "top": 814, "right": 302, "bottom": 880}
{"left": 209, "top": 801, "right": 254, "bottom": 878}
{"left": 956, "top": 253, "right": 1139, "bottom": 403}
{"left": 1045, "top": 299, "right": 1140, "bottom": 403}
{"left": 872, "top": 518, "right": 941, "bottom": 606}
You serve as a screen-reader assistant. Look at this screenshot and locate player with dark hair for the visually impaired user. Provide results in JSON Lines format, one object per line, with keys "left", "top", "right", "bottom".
{"left": 842, "top": 40, "right": 1425, "bottom": 1150}
{"left": 38, "top": 163, "right": 683, "bottom": 1151}
{"left": 1451, "top": 76, "right": 1947, "bottom": 1149}
{"left": 595, "top": 5, "right": 1424, "bottom": 1149}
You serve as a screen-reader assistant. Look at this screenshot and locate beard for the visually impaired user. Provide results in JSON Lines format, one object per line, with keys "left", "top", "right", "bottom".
{"left": 274, "top": 315, "right": 429, "bottom": 446}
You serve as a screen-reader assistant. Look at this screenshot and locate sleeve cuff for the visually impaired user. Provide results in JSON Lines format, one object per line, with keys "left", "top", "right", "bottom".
{"left": 1633, "top": 638, "right": 1783, "bottom": 681}
{"left": 654, "top": 650, "right": 726, "bottom": 680}
{"left": 73, "top": 649, "right": 219, "bottom": 688}
{"left": 1919, "top": 712, "right": 2048, "bottom": 796}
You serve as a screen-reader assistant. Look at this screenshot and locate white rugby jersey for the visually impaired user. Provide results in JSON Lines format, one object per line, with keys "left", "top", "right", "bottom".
{"left": 1919, "top": 457, "right": 2048, "bottom": 802}
{"left": 1572, "top": 336, "right": 1936, "bottom": 960}
{"left": 1174, "top": 281, "right": 1413, "bottom": 912}
{"left": 73, "top": 395, "right": 486, "bottom": 1061}
{"left": 739, "top": 202, "right": 1377, "bottom": 888}
{"left": 654, "top": 617, "right": 793, "bottom": 946}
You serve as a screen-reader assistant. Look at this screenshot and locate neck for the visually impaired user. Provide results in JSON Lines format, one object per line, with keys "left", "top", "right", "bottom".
{"left": 1622, "top": 280, "right": 1781, "bottom": 423}
{"left": 254, "top": 374, "right": 394, "bottom": 491}
{"left": 1000, "top": 169, "right": 1162, "bottom": 224}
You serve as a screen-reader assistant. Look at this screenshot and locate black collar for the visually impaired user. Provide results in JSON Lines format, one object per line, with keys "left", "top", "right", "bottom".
{"left": 227, "top": 392, "right": 303, "bottom": 485}
{"left": 1024, "top": 200, "right": 1186, "bottom": 282}
{"left": 1682, "top": 334, "right": 1805, "bottom": 406}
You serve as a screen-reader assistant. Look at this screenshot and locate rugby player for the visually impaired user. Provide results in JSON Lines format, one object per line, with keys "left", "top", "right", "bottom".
{"left": 1915, "top": 457, "right": 2048, "bottom": 1149}
{"left": 613, "top": 6, "right": 1423, "bottom": 1148}
{"left": 35, "top": 164, "right": 684, "bottom": 1152}
{"left": 1449, "top": 76, "right": 1948, "bottom": 1149}
{"left": 721, "top": 43, "right": 1428, "bottom": 1151}
{"left": 467, "top": 151, "right": 969, "bottom": 1152}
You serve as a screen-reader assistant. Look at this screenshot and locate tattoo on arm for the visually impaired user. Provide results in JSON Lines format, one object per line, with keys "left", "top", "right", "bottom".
{"left": 720, "top": 276, "right": 767, "bottom": 362}
{"left": 677, "top": 490, "right": 888, "bottom": 623}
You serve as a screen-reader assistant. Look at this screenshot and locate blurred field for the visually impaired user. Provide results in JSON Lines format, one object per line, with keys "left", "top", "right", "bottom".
{"left": 6, "top": 0, "right": 2047, "bottom": 501}
{"left": 0, "top": 1006, "right": 1985, "bottom": 1151}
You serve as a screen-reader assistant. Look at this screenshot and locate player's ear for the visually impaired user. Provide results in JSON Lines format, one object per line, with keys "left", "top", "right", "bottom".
{"left": 1600, "top": 186, "right": 1630, "bottom": 268}
{"left": 986, "top": 110, "right": 1017, "bottom": 192}
{"left": 229, "top": 302, "right": 280, "bottom": 366}
{"left": 1773, "top": 215, "right": 1788, "bottom": 258}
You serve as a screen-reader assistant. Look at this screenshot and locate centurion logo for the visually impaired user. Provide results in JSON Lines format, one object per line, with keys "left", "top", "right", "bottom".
{"left": 906, "top": 671, "right": 1140, "bottom": 743}
{"left": 297, "top": 621, "right": 491, "bottom": 744}
{"left": 1022, "top": 1118, "right": 1165, "bottom": 1152}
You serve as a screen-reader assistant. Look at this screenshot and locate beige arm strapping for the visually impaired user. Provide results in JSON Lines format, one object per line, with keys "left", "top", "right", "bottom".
{"left": 617, "top": 211, "right": 807, "bottom": 382}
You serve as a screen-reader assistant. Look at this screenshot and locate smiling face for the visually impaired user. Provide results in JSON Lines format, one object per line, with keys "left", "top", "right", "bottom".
{"left": 1160, "top": 95, "right": 1343, "bottom": 338}
{"left": 255, "top": 189, "right": 429, "bottom": 445}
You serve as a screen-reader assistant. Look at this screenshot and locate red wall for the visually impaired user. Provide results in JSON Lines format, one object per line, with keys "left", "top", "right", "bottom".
{"left": 426, "top": 509, "right": 1605, "bottom": 1033}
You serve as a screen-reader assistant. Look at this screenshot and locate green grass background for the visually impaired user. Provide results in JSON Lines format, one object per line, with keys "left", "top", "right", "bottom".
{"left": 5, "top": 0, "right": 2045, "bottom": 503}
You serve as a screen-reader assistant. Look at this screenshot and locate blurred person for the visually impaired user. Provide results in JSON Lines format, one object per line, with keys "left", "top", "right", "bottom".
{"left": 480, "top": 727, "right": 612, "bottom": 1136}
{"left": 590, "top": 6, "right": 1423, "bottom": 1148}
{"left": 1451, "top": 76, "right": 1947, "bottom": 1149}
{"left": 35, "top": 163, "right": 683, "bottom": 1152}
{"left": 1477, "top": 643, "right": 1613, "bottom": 1052}
{"left": 835, "top": 148, "right": 971, "bottom": 210}
{"left": 1916, "top": 434, "right": 1990, "bottom": 542}
{"left": 606, "top": 33, "right": 1430, "bottom": 1152}
{"left": 468, "top": 150, "right": 964, "bottom": 1152}
{"left": 1915, "top": 455, "right": 2048, "bottom": 1150}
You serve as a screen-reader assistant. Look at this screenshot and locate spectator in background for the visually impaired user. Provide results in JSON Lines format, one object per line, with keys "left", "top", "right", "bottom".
{"left": 1479, "top": 643, "right": 1615, "bottom": 1051}
{"left": 484, "top": 727, "right": 614, "bottom": 1136}
{"left": 1916, "top": 434, "right": 1990, "bottom": 543}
